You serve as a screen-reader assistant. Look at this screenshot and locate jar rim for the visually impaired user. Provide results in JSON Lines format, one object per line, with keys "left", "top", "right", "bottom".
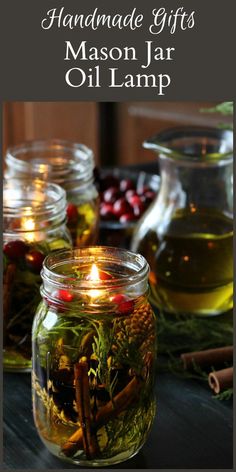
{"left": 3, "top": 178, "right": 67, "bottom": 229}
{"left": 5, "top": 139, "right": 94, "bottom": 184}
{"left": 42, "top": 246, "right": 149, "bottom": 292}
{"left": 143, "top": 127, "right": 233, "bottom": 165}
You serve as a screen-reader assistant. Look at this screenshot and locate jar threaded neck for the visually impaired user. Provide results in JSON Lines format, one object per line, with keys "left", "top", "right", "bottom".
{"left": 41, "top": 247, "right": 150, "bottom": 306}
{"left": 3, "top": 179, "right": 67, "bottom": 235}
{"left": 5, "top": 139, "right": 95, "bottom": 186}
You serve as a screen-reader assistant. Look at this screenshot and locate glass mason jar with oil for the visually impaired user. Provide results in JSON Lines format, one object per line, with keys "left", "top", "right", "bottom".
{"left": 32, "top": 247, "right": 156, "bottom": 466}
{"left": 131, "top": 127, "right": 233, "bottom": 317}
{"left": 3, "top": 179, "right": 72, "bottom": 371}
{"left": 5, "top": 139, "right": 99, "bottom": 247}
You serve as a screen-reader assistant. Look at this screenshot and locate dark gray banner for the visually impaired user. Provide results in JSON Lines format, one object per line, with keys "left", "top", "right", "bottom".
{"left": 0, "top": 0, "right": 235, "bottom": 101}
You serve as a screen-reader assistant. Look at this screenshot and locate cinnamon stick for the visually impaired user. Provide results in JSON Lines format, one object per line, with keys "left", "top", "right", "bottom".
{"left": 74, "top": 361, "right": 99, "bottom": 459}
{"left": 181, "top": 346, "right": 233, "bottom": 370}
{"left": 208, "top": 367, "right": 233, "bottom": 394}
{"left": 61, "top": 375, "right": 141, "bottom": 457}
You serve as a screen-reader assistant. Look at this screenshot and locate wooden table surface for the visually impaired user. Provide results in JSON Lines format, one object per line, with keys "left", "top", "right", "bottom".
{"left": 3, "top": 370, "right": 233, "bottom": 469}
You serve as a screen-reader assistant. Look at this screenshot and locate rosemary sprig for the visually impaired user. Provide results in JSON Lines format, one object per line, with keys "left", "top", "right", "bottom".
{"left": 200, "top": 101, "right": 233, "bottom": 130}
{"left": 214, "top": 388, "right": 233, "bottom": 401}
{"left": 200, "top": 101, "right": 233, "bottom": 116}
{"left": 157, "top": 310, "right": 233, "bottom": 356}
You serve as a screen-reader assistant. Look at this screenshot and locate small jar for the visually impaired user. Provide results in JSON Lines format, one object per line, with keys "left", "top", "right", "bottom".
{"left": 3, "top": 179, "right": 72, "bottom": 371}
{"left": 32, "top": 247, "right": 157, "bottom": 467}
{"left": 5, "top": 139, "right": 99, "bottom": 247}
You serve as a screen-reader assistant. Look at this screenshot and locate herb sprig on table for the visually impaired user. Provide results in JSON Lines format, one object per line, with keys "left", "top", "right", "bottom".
{"left": 156, "top": 310, "right": 233, "bottom": 400}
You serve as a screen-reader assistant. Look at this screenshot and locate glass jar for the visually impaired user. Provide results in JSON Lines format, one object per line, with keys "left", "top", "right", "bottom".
{"left": 5, "top": 139, "right": 99, "bottom": 247}
{"left": 131, "top": 127, "right": 233, "bottom": 317}
{"left": 32, "top": 247, "right": 156, "bottom": 467}
{"left": 3, "top": 179, "right": 72, "bottom": 371}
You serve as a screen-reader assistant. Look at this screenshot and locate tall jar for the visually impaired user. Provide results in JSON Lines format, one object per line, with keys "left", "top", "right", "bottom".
{"left": 131, "top": 127, "right": 233, "bottom": 317}
{"left": 3, "top": 179, "right": 72, "bottom": 371}
{"left": 5, "top": 139, "right": 99, "bottom": 247}
{"left": 32, "top": 247, "right": 157, "bottom": 467}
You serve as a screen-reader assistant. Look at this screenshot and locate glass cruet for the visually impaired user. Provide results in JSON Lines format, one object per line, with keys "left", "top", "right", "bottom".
{"left": 131, "top": 127, "right": 233, "bottom": 317}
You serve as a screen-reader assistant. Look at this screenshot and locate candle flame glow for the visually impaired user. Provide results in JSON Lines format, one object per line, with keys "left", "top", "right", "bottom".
{"left": 89, "top": 263, "right": 101, "bottom": 300}
{"left": 22, "top": 215, "right": 36, "bottom": 242}
{"left": 22, "top": 218, "right": 35, "bottom": 232}
{"left": 90, "top": 263, "right": 100, "bottom": 281}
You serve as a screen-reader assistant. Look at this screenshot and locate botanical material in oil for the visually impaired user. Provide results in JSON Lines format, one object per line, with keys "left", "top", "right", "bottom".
{"left": 138, "top": 208, "right": 233, "bottom": 316}
{"left": 32, "top": 295, "right": 156, "bottom": 466}
{"left": 67, "top": 200, "right": 99, "bottom": 247}
{"left": 3, "top": 238, "right": 71, "bottom": 370}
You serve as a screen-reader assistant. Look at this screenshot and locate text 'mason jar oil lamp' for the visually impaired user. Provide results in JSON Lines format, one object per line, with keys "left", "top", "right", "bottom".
{"left": 5, "top": 139, "right": 99, "bottom": 247}
{"left": 3, "top": 179, "right": 72, "bottom": 372}
{"left": 131, "top": 127, "right": 233, "bottom": 317}
{"left": 32, "top": 247, "right": 156, "bottom": 466}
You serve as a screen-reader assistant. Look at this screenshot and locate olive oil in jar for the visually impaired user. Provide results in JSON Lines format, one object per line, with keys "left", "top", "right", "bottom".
{"left": 138, "top": 208, "right": 233, "bottom": 316}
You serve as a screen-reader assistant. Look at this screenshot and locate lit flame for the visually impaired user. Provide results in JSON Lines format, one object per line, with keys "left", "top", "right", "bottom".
{"left": 22, "top": 218, "right": 35, "bottom": 232}
{"left": 90, "top": 263, "right": 100, "bottom": 281}
{"left": 89, "top": 263, "right": 101, "bottom": 300}
{"left": 22, "top": 215, "right": 36, "bottom": 242}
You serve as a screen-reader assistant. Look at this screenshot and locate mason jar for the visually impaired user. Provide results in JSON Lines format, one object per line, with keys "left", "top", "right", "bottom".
{"left": 32, "top": 247, "right": 157, "bottom": 467}
{"left": 5, "top": 139, "right": 99, "bottom": 247}
{"left": 3, "top": 179, "right": 72, "bottom": 371}
{"left": 131, "top": 127, "right": 233, "bottom": 317}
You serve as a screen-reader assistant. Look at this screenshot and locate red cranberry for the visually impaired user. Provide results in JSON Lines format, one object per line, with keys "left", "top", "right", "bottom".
{"left": 133, "top": 203, "right": 144, "bottom": 218}
{"left": 113, "top": 198, "right": 131, "bottom": 218}
{"left": 99, "top": 270, "right": 113, "bottom": 280}
{"left": 3, "top": 240, "right": 28, "bottom": 260}
{"left": 103, "top": 186, "right": 121, "bottom": 204}
{"left": 125, "top": 189, "right": 136, "bottom": 202}
{"left": 58, "top": 289, "right": 74, "bottom": 302}
{"left": 86, "top": 268, "right": 112, "bottom": 281}
{"left": 119, "top": 213, "right": 136, "bottom": 224}
{"left": 111, "top": 294, "right": 134, "bottom": 315}
{"left": 67, "top": 203, "right": 78, "bottom": 223}
{"left": 44, "top": 296, "right": 67, "bottom": 312}
{"left": 25, "top": 250, "right": 45, "bottom": 273}
{"left": 128, "top": 194, "right": 142, "bottom": 208}
{"left": 100, "top": 203, "right": 115, "bottom": 221}
{"left": 119, "top": 179, "right": 135, "bottom": 193}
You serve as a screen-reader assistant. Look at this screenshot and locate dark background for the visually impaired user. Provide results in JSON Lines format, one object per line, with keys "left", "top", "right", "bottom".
{"left": 0, "top": 0, "right": 235, "bottom": 102}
